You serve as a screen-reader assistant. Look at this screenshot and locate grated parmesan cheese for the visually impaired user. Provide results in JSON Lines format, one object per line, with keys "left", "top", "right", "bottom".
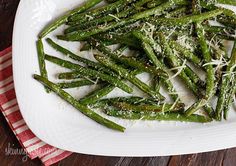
{"left": 168, "top": 59, "right": 187, "bottom": 81}
{"left": 108, "top": 14, "right": 120, "bottom": 21}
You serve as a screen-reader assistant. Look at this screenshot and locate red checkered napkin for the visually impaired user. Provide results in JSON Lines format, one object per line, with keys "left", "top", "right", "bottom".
{"left": 0, "top": 47, "right": 72, "bottom": 165}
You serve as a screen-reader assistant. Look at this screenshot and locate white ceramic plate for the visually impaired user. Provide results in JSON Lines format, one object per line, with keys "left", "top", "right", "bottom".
{"left": 13, "top": 0, "right": 236, "bottom": 156}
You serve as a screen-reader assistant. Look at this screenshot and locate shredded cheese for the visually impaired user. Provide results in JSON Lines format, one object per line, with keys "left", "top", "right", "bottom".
{"left": 177, "top": 35, "right": 195, "bottom": 52}
{"left": 85, "top": 15, "right": 94, "bottom": 21}
{"left": 108, "top": 14, "right": 120, "bottom": 21}
{"left": 168, "top": 59, "right": 187, "bottom": 81}
{"left": 170, "top": 97, "right": 180, "bottom": 110}
{"left": 161, "top": 102, "right": 166, "bottom": 113}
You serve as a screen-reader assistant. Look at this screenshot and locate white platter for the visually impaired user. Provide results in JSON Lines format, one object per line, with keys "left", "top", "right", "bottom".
{"left": 13, "top": 0, "right": 236, "bottom": 156}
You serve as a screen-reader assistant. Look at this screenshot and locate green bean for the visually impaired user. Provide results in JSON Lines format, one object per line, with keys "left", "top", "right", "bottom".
{"left": 216, "top": 41, "right": 236, "bottom": 120}
{"left": 58, "top": 80, "right": 97, "bottom": 89}
{"left": 133, "top": 30, "right": 162, "bottom": 54}
{"left": 58, "top": 1, "right": 184, "bottom": 41}
{"left": 68, "top": 9, "right": 133, "bottom": 29}
{"left": 147, "top": 0, "right": 189, "bottom": 8}
{"left": 33, "top": 74, "right": 125, "bottom": 132}
{"left": 45, "top": 54, "right": 133, "bottom": 93}
{"left": 169, "top": 40, "right": 202, "bottom": 65}
{"left": 68, "top": 0, "right": 131, "bottom": 23}
{"left": 118, "top": 56, "right": 168, "bottom": 77}
{"left": 113, "top": 102, "right": 185, "bottom": 112}
{"left": 80, "top": 84, "right": 115, "bottom": 105}
{"left": 184, "top": 64, "right": 205, "bottom": 87}
{"left": 185, "top": 1, "right": 216, "bottom": 117}
{"left": 167, "top": 6, "right": 188, "bottom": 17}
{"left": 223, "top": 77, "right": 236, "bottom": 120}
{"left": 158, "top": 33, "right": 200, "bottom": 95}
{"left": 215, "top": 34, "right": 236, "bottom": 41}
{"left": 96, "top": 33, "right": 140, "bottom": 48}
{"left": 36, "top": 0, "right": 236, "bottom": 125}
{"left": 150, "top": 9, "right": 223, "bottom": 26}
{"left": 65, "top": 9, "right": 132, "bottom": 33}
{"left": 217, "top": 15, "right": 236, "bottom": 29}
{"left": 153, "top": 76, "right": 161, "bottom": 93}
{"left": 139, "top": 37, "right": 179, "bottom": 101}
{"left": 58, "top": 72, "right": 84, "bottom": 80}
{"left": 80, "top": 43, "right": 91, "bottom": 51}
{"left": 186, "top": 99, "right": 210, "bottom": 117}
{"left": 147, "top": 0, "right": 164, "bottom": 8}
{"left": 204, "top": 25, "right": 236, "bottom": 41}
{"left": 92, "top": 96, "right": 160, "bottom": 108}
{"left": 215, "top": 77, "right": 229, "bottom": 119}
{"left": 160, "top": 34, "right": 210, "bottom": 116}
{"left": 216, "top": 0, "right": 236, "bottom": 5}
{"left": 197, "top": 24, "right": 216, "bottom": 99}
{"left": 66, "top": 0, "right": 151, "bottom": 33}
{"left": 133, "top": 0, "right": 155, "bottom": 8}
{"left": 195, "top": 0, "right": 215, "bottom": 118}
{"left": 89, "top": 39, "right": 167, "bottom": 77}
{"left": 39, "top": 0, "right": 102, "bottom": 38}
{"left": 218, "top": 8, "right": 236, "bottom": 28}
{"left": 106, "top": 0, "right": 119, "bottom": 3}
{"left": 167, "top": 40, "right": 203, "bottom": 86}
{"left": 132, "top": 0, "right": 184, "bottom": 20}
{"left": 221, "top": 6, "right": 236, "bottom": 15}
{"left": 58, "top": 19, "right": 135, "bottom": 41}
{"left": 204, "top": 25, "right": 235, "bottom": 35}
{"left": 140, "top": 41, "right": 182, "bottom": 100}
{"left": 94, "top": 55, "right": 164, "bottom": 100}
{"left": 80, "top": 69, "right": 141, "bottom": 105}
{"left": 142, "top": 42, "right": 163, "bottom": 68}
{"left": 104, "top": 107, "right": 212, "bottom": 122}
{"left": 36, "top": 39, "right": 50, "bottom": 92}
{"left": 201, "top": 2, "right": 236, "bottom": 28}
{"left": 132, "top": 31, "right": 164, "bottom": 67}
{"left": 46, "top": 38, "right": 113, "bottom": 74}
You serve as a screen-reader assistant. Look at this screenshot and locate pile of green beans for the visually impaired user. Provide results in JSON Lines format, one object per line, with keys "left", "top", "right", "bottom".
{"left": 35, "top": 0, "right": 236, "bottom": 132}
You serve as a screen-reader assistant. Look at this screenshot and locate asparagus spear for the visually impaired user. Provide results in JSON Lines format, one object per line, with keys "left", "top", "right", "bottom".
{"left": 34, "top": 74, "right": 125, "bottom": 132}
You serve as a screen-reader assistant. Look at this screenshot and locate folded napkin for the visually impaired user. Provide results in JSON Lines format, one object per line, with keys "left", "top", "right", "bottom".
{"left": 0, "top": 47, "right": 72, "bottom": 165}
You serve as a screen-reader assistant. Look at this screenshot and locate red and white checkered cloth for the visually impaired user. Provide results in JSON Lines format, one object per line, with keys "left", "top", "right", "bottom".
{"left": 0, "top": 47, "right": 72, "bottom": 165}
